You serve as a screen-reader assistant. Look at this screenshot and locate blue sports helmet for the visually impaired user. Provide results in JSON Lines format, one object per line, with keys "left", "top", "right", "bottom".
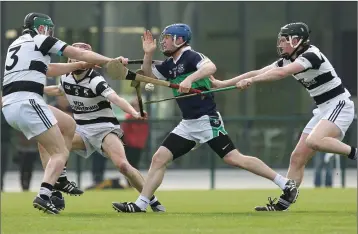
{"left": 159, "top": 23, "right": 192, "bottom": 56}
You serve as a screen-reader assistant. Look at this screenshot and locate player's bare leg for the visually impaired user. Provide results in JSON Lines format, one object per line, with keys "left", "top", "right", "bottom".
{"left": 38, "top": 144, "right": 66, "bottom": 211}
{"left": 199, "top": 134, "right": 298, "bottom": 210}
{"left": 38, "top": 106, "right": 75, "bottom": 169}
{"left": 102, "top": 133, "right": 146, "bottom": 191}
{"left": 48, "top": 106, "right": 76, "bottom": 154}
{"left": 286, "top": 133, "right": 316, "bottom": 186}
{"left": 36, "top": 127, "right": 69, "bottom": 181}
{"left": 100, "top": 133, "right": 165, "bottom": 212}
{"left": 306, "top": 120, "right": 357, "bottom": 159}
{"left": 32, "top": 124, "right": 69, "bottom": 214}
{"left": 255, "top": 121, "right": 357, "bottom": 212}
{"left": 255, "top": 133, "right": 332, "bottom": 212}
{"left": 223, "top": 150, "right": 281, "bottom": 181}
{"left": 254, "top": 134, "right": 313, "bottom": 211}
{"left": 222, "top": 149, "right": 299, "bottom": 208}
{"left": 286, "top": 121, "right": 356, "bottom": 187}
{"left": 112, "top": 146, "right": 171, "bottom": 212}
{"left": 138, "top": 147, "right": 172, "bottom": 199}
{"left": 38, "top": 106, "right": 83, "bottom": 197}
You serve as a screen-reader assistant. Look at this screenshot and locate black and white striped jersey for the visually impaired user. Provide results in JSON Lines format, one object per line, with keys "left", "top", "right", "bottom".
{"left": 60, "top": 69, "right": 119, "bottom": 126}
{"left": 273, "top": 45, "right": 351, "bottom": 105}
{"left": 2, "top": 33, "right": 67, "bottom": 106}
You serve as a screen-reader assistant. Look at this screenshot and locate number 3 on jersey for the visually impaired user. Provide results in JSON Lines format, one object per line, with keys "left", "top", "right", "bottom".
{"left": 5, "top": 45, "right": 21, "bottom": 71}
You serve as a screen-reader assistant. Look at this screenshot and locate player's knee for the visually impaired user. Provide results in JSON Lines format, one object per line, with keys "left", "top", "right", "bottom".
{"left": 50, "top": 147, "right": 69, "bottom": 163}
{"left": 151, "top": 152, "right": 170, "bottom": 168}
{"left": 62, "top": 116, "right": 76, "bottom": 138}
{"left": 48, "top": 144, "right": 70, "bottom": 160}
{"left": 222, "top": 150, "right": 245, "bottom": 167}
{"left": 305, "top": 135, "right": 321, "bottom": 151}
{"left": 116, "top": 161, "right": 131, "bottom": 175}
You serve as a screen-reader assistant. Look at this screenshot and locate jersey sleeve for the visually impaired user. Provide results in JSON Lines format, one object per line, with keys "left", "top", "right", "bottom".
{"left": 271, "top": 59, "right": 284, "bottom": 68}
{"left": 295, "top": 52, "right": 323, "bottom": 70}
{"left": 33, "top": 35, "right": 68, "bottom": 56}
{"left": 151, "top": 60, "right": 170, "bottom": 80}
{"left": 188, "top": 51, "right": 212, "bottom": 70}
{"left": 89, "top": 76, "right": 115, "bottom": 98}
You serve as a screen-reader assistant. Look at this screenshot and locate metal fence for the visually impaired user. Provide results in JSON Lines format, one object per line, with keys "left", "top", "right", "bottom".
{"left": 3, "top": 116, "right": 355, "bottom": 182}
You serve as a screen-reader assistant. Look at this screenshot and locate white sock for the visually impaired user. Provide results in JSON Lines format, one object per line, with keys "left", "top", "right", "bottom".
{"left": 149, "top": 195, "right": 158, "bottom": 205}
{"left": 274, "top": 174, "right": 289, "bottom": 190}
{"left": 135, "top": 195, "right": 150, "bottom": 210}
{"left": 38, "top": 187, "right": 52, "bottom": 199}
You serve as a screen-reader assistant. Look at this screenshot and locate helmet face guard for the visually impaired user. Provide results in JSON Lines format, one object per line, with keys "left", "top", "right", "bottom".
{"left": 34, "top": 25, "right": 54, "bottom": 37}
{"left": 34, "top": 17, "right": 55, "bottom": 36}
{"left": 159, "top": 33, "right": 186, "bottom": 56}
{"left": 277, "top": 34, "right": 303, "bottom": 59}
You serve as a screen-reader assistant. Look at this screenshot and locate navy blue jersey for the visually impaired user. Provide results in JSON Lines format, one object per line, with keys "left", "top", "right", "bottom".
{"left": 152, "top": 47, "right": 217, "bottom": 119}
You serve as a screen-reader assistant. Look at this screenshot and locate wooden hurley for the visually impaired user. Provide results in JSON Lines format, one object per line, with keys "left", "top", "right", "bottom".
{"left": 105, "top": 60, "right": 202, "bottom": 94}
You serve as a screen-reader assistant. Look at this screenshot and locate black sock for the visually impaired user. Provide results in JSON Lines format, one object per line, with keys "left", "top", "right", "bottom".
{"left": 39, "top": 182, "right": 53, "bottom": 200}
{"left": 348, "top": 146, "right": 357, "bottom": 160}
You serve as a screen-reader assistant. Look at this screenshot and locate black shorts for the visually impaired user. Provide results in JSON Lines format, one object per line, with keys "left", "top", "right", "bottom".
{"left": 161, "top": 133, "right": 236, "bottom": 160}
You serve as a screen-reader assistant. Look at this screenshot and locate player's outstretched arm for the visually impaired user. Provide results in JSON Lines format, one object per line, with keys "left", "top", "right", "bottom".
{"left": 47, "top": 62, "right": 95, "bottom": 77}
{"left": 211, "top": 64, "right": 275, "bottom": 89}
{"left": 62, "top": 45, "right": 113, "bottom": 66}
{"left": 236, "top": 62, "right": 306, "bottom": 90}
{"left": 250, "top": 62, "right": 305, "bottom": 84}
{"left": 106, "top": 93, "right": 145, "bottom": 119}
{"left": 44, "top": 85, "right": 64, "bottom": 96}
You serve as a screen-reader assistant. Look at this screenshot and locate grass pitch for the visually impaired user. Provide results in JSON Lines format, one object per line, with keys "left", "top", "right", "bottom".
{"left": 1, "top": 188, "right": 356, "bottom": 234}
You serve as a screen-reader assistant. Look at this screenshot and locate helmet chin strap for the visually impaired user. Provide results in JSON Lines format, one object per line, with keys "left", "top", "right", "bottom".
{"left": 162, "top": 35, "right": 187, "bottom": 57}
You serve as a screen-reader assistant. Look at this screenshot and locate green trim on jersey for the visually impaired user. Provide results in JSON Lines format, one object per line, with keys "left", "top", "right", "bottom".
{"left": 209, "top": 117, "right": 228, "bottom": 137}
{"left": 170, "top": 72, "right": 211, "bottom": 97}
